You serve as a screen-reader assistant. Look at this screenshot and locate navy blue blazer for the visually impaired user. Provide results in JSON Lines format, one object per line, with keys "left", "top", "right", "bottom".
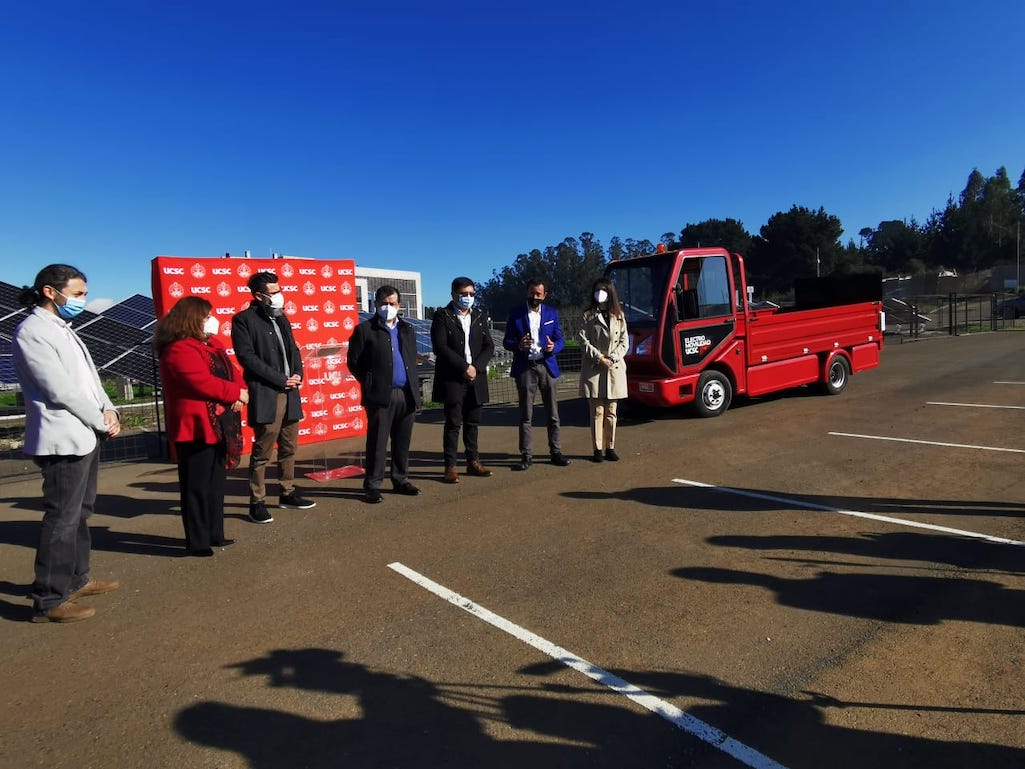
{"left": 503, "top": 303, "right": 565, "bottom": 378}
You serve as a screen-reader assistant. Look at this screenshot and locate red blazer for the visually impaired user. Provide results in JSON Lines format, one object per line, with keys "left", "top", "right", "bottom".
{"left": 160, "top": 336, "right": 244, "bottom": 445}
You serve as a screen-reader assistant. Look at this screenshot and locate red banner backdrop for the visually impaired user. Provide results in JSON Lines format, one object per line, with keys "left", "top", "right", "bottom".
{"left": 151, "top": 256, "right": 366, "bottom": 452}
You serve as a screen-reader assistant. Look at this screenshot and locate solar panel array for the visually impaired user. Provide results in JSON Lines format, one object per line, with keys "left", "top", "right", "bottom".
{"left": 0, "top": 282, "right": 159, "bottom": 387}
{"left": 356, "top": 313, "right": 435, "bottom": 356}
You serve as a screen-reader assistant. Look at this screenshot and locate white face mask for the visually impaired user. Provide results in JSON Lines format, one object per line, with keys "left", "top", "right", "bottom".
{"left": 377, "top": 304, "right": 398, "bottom": 322}
{"left": 267, "top": 292, "right": 285, "bottom": 311}
{"left": 203, "top": 316, "right": 220, "bottom": 336}
{"left": 594, "top": 289, "right": 609, "bottom": 304}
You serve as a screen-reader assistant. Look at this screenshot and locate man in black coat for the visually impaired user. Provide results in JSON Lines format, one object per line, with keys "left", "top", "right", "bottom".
{"left": 346, "top": 285, "right": 422, "bottom": 504}
{"left": 430, "top": 276, "right": 495, "bottom": 484}
{"left": 231, "top": 271, "right": 314, "bottom": 523}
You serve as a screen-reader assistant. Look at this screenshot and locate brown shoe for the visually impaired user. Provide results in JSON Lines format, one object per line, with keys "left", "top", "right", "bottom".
{"left": 466, "top": 459, "right": 492, "bottom": 477}
{"left": 443, "top": 466, "right": 459, "bottom": 484}
{"left": 69, "top": 579, "right": 120, "bottom": 601}
{"left": 32, "top": 601, "right": 96, "bottom": 623}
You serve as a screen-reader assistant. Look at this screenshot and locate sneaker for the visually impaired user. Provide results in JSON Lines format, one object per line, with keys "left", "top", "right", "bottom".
{"left": 32, "top": 601, "right": 96, "bottom": 623}
{"left": 279, "top": 490, "right": 316, "bottom": 509}
{"left": 68, "top": 579, "right": 120, "bottom": 602}
{"left": 249, "top": 501, "right": 274, "bottom": 524}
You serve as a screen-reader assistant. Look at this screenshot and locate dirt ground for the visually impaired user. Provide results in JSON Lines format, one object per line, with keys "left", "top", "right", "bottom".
{"left": 2, "top": 332, "right": 1024, "bottom": 769}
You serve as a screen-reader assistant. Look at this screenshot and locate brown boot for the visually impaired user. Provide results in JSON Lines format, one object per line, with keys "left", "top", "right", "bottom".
{"left": 466, "top": 459, "right": 492, "bottom": 477}
{"left": 69, "top": 579, "right": 120, "bottom": 601}
{"left": 32, "top": 601, "right": 96, "bottom": 623}
{"left": 443, "top": 466, "right": 459, "bottom": 484}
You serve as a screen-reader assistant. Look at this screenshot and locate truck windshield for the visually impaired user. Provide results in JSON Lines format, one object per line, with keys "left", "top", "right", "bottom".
{"left": 607, "top": 258, "right": 672, "bottom": 325}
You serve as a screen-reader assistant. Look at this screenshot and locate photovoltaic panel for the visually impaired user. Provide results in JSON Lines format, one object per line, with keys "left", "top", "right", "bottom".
{"left": 0, "top": 281, "right": 22, "bottom": 312}
{"left": 103, "top": 349, "right": 159, "bottom": 384}
{"left": 77, "top": 316, "right": 152, "bottom": 349}
{"left": 104, "top": 304, "right": 155, "bottom": 328}
{"left": 120, "top": 294, "right": 157, "bottom": 318}
{"left": 0, "top": 355, "right": 16, "bottom": 386}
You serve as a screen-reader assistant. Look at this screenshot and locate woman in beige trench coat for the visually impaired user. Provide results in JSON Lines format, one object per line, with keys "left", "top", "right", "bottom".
{"left": 578, "top": 277, "right": 628, "bottom": 462}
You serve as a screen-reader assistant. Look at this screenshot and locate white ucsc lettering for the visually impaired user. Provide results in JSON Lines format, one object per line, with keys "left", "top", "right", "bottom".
{"left": 164, "top": 267, "right": 185, "bottom": 275}
{"left": 191, "top": 286, "right": 211, "bottom": 294}
{"left": 310, "top": 409, "right": 328, "bottom": 418}
{"left": 332, "top": 423, "right": 350, "bottom": 430}
{"left": 329, "top": 392, "right": 345, "bottom": 400}
{"left": 302, "top": 305, "right": 319, "bottom": 312}
{"left": 281, "top": 285, "right": 298, "bottom": 293}
{"left": 298, "top": 268, "right": 316, "bottom": 275}
{"left": 215, "top": 307, "right": 234, "bottom": 315}
{"left": 212, "top": 267, "right": 232, "bottom": 275}
{"left": 298, "top": 428, "right": 312, "bottom": 436}
{"left": 320, "top": 285, "right": 337, "bottom": 292}
{"left": 323, "top": 321, "right": 339, "bottom": 328}
{"left": 339, "top": 268, "right": 353, "bottom": 275}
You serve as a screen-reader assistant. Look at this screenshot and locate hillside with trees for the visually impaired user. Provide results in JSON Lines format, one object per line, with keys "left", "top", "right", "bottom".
{"left": 477, "top": 165, "right": 1025, "bottom": 320}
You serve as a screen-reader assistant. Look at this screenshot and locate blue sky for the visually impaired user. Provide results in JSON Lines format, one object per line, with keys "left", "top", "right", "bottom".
{"left": 2, "top": 0, "right": 1023, "bottom": 308}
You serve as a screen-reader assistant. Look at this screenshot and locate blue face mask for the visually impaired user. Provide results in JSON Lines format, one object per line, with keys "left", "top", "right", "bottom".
{"left": 51, "top": 288, "right": 87, "bottom": 320}
{"left": 456, "top": 295, "right": 474, "bottom": 310}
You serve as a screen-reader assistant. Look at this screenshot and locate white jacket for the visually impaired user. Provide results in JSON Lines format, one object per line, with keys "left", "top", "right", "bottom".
{"left": 13, "top": 307, "right": 116, "bottom": 456}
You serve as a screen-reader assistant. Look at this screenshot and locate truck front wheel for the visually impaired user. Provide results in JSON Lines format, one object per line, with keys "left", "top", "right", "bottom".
{"left": 694, "top": 371, "right": 732, "bottom": 417}
{"left": 820, "top": 356, "right": 850, "bottom": 395}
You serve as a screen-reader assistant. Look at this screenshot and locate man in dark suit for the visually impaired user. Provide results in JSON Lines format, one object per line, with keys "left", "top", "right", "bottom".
{"left": 346, "top": 285, "right": 422, "bottom": 504}
{"left": 503, "top": 278, "right": 571, "bottom": 471}
{"left": 231, "top": 271, "right": 314, "bottom": 523}
{"left": 430, "top": 276, "right": 495, "bottom": 484}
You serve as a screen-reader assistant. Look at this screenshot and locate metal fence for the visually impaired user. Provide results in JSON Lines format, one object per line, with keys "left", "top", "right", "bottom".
{"left": 884, "top": 293, "right": 1024, "bottom": 340}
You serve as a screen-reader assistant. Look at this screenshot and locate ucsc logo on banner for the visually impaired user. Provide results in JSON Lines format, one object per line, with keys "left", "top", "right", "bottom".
{"left": 151, "top": 256, "right": 366, "bottom": 452}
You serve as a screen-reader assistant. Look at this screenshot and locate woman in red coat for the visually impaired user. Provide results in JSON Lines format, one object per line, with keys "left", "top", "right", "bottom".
{"left": 155, "top": 297, "right": 248, "bottom": 556}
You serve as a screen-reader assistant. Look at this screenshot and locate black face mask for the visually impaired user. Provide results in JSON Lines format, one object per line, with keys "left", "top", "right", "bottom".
{"left": 528, "top": 298, "right": 542, "bottom": 309}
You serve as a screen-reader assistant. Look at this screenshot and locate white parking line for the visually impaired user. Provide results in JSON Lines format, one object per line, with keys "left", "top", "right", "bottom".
{"left": 388, "top": 561, "right": 789, "bottom": 769}
{"left": 671, "top": 478, "right": 1025, "bottom": 546}
{"left": 927, "top": 401, "right": 1025, "bottom": 410}
{"left": 828, "top": 431, "right": 1025, "bottom": 454}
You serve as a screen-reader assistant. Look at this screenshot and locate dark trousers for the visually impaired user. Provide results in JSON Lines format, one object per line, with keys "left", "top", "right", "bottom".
{"left": 516, "top": 364, "right": 561, "bottom": 456}
{"left": 443, "top": 383, "right": 482, "bottom": 468}
{"left": 177, "top": 441, "right": 227, "bottom": 552}
{"left": 364, "top": 387, "right": 416, "bottom": 490}
{"left": 31, "top": 444, "right": 100, "bottom": 611}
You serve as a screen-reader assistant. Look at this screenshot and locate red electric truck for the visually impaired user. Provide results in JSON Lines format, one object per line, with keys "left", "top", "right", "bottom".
{"left": 605, "top": 246, "right": 884, "bottom": 416}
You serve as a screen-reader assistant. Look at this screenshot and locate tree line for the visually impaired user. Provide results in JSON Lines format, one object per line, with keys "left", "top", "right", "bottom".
{"left": 470, "top": 165, "right": 1025, "bottom": 320}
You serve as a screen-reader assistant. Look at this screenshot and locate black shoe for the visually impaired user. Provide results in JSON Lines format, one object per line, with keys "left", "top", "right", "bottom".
{"left": 393, "top": 482, "right": 421, "bottom": 496}
{"left": 249, "top": 502, "right": 274, "bottom": 524}
{"left": 514, "top": 454, "right": 532, "bottom": 471}
{"left": 604, "top": 448, "right": 620, "bottom": 462}
{"left": 364, "top": 489, "right": 384, "bottom": 504}
{"left": 279, "top": 489, "right": 316, "bottom": 509}
{"left": 212, "top": 539, "right": 236, "bottom": 547}
{"left": 551, "top": 452, "right": 571, "bottom": 466}
{"left": 592, "top": 450, "right": 604, "bottom": 462}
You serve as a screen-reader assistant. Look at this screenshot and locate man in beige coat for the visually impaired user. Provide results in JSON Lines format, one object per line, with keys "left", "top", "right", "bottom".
{"left": 577, "top": 277, "right": 628, "bottom": 462}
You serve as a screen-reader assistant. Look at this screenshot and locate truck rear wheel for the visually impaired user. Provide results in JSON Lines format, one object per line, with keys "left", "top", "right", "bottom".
{"left": 694, "top": 371, "right": 732, "bottom": 417}
{"left": 820, "top": 356, "right": 850, "bottom": 395}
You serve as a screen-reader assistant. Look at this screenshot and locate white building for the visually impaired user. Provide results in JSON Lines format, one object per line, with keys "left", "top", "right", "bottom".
{"left": 354, "top": 266, "right": 423, "bottom": 319}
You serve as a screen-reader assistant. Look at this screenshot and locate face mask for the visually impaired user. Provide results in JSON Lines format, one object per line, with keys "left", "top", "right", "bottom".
{"left": 457, "top": 295, "right": 474, "bottom": 310}
{"left": 527, "top": 297, "right": 542, "bottom": 309}
{"left": 594, "top": 289, "right": 609, "bottom": 304}
{"left": 51, "top": 288, "right": 87, "bottom": 320}
{"left": 203, "top": 316, "right": 220, "bottom": 336}
{"left": 266, "top": 292, "right": 285, "bottom": 311}
{"left": 377, "top": 304, "right": 398, "bottom": 322}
